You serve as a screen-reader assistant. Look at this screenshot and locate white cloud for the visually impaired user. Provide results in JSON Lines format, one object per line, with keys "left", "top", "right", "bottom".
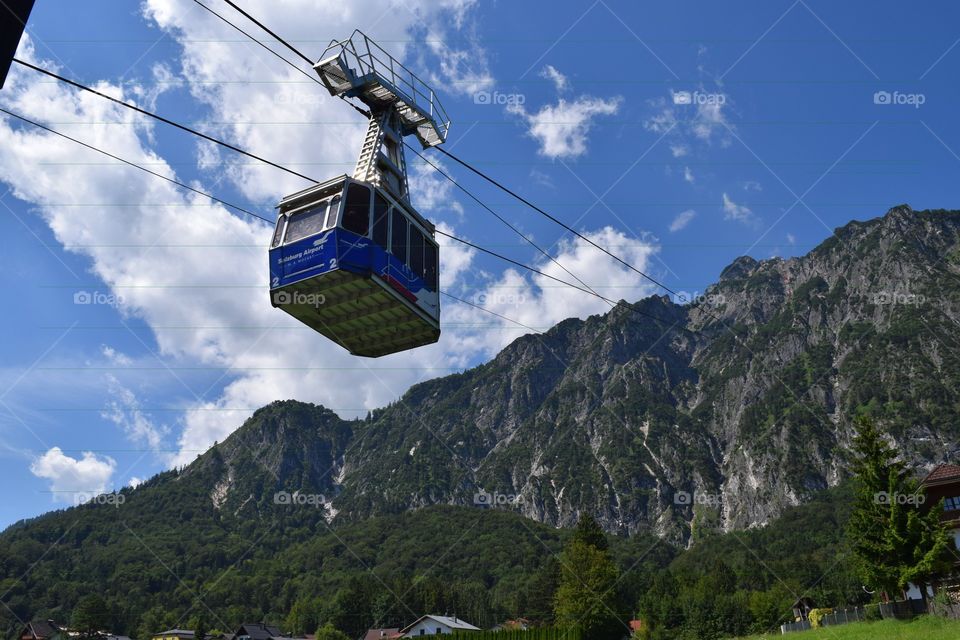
{"left": 743, "top": 180, "right": 762, "bottom": 191}
{"left": 0, "top": 10, "right": 657, "bottom": 474}
{"left": 128, "top": 476, "right": 144, "bottom": 488}
{"left": 408, "top": 157, "right": 465, "bottom": 219}
{"left": 425, "top": 32, "right": 494, "bottom": 97}
{"left": 786, "top": 233, "right": 796, "bottom": 245}
{"left": 30, "top": 447, "right": 116, "bottom": 502}
{"left": 100, "top": 345, "right": 132, "bottom": 366}
{"left": 449, "top": 227, "right": 660, "bottom": 357}
{"left": 721, "top": 192, "right": 756, "bottom": 224}
{"left": 644, "top": 89, "right": 732, "bottom": 149}
{"left": 142, "top": 0, "right": 489, "bottom": 200}
{"left": 540, "top": 65, "right": 569, "bottom": 92}
{"left": 101, "top": 375, "right": 166, "bottom": 450}
{"left": 511, "top": 95, "right": 622, "bottom": 159}
{"left": 669, "top": 209, "right": 696, "bottom": 232}
{"left": 683, "top": 166, "right": 694, "bottom": 184}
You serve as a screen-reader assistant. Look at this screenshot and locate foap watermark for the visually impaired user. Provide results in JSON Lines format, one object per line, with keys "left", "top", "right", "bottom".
{"left": 673, "top": 290, "right": 726, "bottom": 306}
{"left": 870, "top": 290, "right": 926, "bottom": 306}
{"left": 274, "top": 490, "right": 327, "bottom": 507}
{"left": 74, "top": 290, "right": 125, "bottom": 307}
{"left": 74, "top": 491, "right": 126, "bottom": 508}
{"left": 873, "top": 91, "right": 925, "bottom": 108}
{"left": 874, "top": 491, "right": 925, "bottom": 506}
{"left": 674, "top": 490, "right": 723, "bottom": 507}
{"left": 272, "top": 291, "right": 327, "bottom": 306}
{"left": 473, "top": 489, "right": 524, "bottom": 507}
{"left": 474, "top": 90, "right": 526, "bottom": 106}
{"left": 672, "top": 90, "right": 726, "bottom": 106}
{"left": 474, "top": 292, "right": 528, "bottom": 307}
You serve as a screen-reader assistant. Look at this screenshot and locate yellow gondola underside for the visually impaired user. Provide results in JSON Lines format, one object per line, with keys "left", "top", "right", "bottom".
{"left": 273, "top": 270, "right": 439, "bottom": 357}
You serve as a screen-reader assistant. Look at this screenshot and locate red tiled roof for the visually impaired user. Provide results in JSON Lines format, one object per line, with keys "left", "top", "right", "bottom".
{"left": 922, "top": 464, "right": 960, "bottom": 485}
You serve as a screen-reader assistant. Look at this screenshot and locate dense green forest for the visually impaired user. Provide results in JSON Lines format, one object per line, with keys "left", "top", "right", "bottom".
{"left": 0, "top": 482, "right": 861, "bottom": 640}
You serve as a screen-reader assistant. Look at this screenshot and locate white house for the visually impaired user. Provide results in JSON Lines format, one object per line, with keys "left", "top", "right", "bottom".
{"left": 399, "top": 616, "right": 480, "bottom": 637}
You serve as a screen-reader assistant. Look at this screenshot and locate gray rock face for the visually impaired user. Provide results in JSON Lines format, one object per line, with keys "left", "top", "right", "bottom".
{"left": 203, "top": 206, "right": 960, "bottom": 544}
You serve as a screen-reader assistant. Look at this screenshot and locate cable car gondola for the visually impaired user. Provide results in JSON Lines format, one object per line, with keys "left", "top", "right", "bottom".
{"left": 269, "top": 30, "right": 451, "bottom": 357}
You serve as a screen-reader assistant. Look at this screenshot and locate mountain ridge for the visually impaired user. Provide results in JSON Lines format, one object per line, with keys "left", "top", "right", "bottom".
{"left": 166, "top": 204, "right": 960, "bottom": 543}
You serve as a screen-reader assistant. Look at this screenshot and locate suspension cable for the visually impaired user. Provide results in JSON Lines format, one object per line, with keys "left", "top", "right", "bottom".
{"left": 12, "top": 58, "right": 318, "bottom": 184}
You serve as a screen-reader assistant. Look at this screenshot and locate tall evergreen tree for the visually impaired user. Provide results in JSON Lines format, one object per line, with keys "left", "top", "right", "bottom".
{"left": 554, "top": 516, "right": 625, "bottom": 640}
{"left": 846, "top": 416, "right": 952, "bottom": 598}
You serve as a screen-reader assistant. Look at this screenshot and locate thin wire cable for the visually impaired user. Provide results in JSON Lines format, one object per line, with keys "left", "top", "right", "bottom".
{"left": 1, "top": 106, "right": 543, "bottom": 333}
{"left": 11, "top": 36, "right": 691, "bottom": 335}
{"left": 407, "top": 143, "right": 614, "bottom": 301}
{"left": 192, "top": 0, "right": 319, "bottom": 84}
{"left": 0, "top": 107, "right": 271, "bottom": 224}
{"left": 192, "top": 0, "right": 372, "bottom": 121}
{"left": 12, "top": 58, "right": 318, "bottom": 184}
{"left": 193, "top": 5, "right": 693, "bottom": 336}
{"left": 437, "top": 230, "right": 695, "bottom": 335}
{"left": 188, "top": 5, "right": 692, "bottom": 326}
{"left": 440, "top": 291, "right": 542, "bottom": 335}
{"left": 435, "top": 146, "right": 680, "bottom": 298}
{"left": 219, "top": 0, "right": 315, "bottom": 66}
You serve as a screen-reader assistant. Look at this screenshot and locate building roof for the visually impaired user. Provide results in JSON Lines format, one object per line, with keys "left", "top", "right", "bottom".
{"left": 399, "top": 616, "right": 480, "bottom": 634}
{"left": 22, "top": 621, "right": 61, "bottom": 639}
{"left": 234, "top": 624, "right": 283, "bottom": 640}
{"left": 362, "top": 629, "right": 401, "bottom": 640}
{"left": 152, "top": 632, "right": 194, "bottom": 638}
{"left": 922, "top": 464, "right": 960, "bottom": 486}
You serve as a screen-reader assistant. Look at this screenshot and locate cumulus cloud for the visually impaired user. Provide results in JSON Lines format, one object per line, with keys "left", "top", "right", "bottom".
{"left": 0, "top": 7, "right": 657, "bottom": 474}
{"left": 142, "top": 0, "right": 489, "bottom": 200}
{"left": 449, "top": 227, "right": 660, "bottom": 357}
{"left": 683, "top": 166, "right": 694, "bottom": 184}
{"left": 721, "top": 192, "right": 756, "bottom": 224}
{"left": 669, "top": 209, "right": 696, "bottom": 233}
{"left": 30, "top": 447, "right": 116, "bottom": 502}
{"left": 511, "top": 95, "right": 622, "bottom": 159}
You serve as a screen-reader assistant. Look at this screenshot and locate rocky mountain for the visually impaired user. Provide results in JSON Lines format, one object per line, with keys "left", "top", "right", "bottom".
{"left": 3, "top": 204, "right": 956, "bottom": 634}
{"left": 178, "top": 204, "right": 960, "bottom": 544}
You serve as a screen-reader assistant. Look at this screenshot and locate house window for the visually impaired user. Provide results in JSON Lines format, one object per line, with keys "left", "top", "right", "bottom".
{"left": 945, "top": 496, "right": 960, "bottom": 511}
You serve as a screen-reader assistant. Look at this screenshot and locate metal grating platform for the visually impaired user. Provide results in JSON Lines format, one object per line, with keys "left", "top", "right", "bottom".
{"left": 314, "top": 30, "right": 450, "bottom": 148}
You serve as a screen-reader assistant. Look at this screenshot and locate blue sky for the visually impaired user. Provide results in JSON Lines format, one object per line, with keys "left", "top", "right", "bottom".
{"left": 1, "top": 0, "right": 959, "bottom": 528}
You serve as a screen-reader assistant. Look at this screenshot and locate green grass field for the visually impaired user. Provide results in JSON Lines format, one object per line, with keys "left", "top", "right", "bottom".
{"left": 736, "top": 615, "right": 960, "bottom": 640}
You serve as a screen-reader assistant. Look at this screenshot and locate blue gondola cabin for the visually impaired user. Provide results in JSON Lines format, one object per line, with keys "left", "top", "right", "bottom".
{"left": 269, "top": 175, "right": 440, "bottom": 357}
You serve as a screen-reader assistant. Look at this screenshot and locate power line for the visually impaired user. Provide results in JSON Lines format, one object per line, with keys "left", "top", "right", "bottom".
{"left": 192, "top": 0, "right": 319, "bottom": 84}
{"left": 435, "top": 146, "right": 681, "bottom": 298}
{"left": 12, "top": 57, "right": 318, "bottom": 184}
{"left": 198, "top": 2, "right": 693, "bottom": 335}
{"left": 440, "top": 291, "right": 542, "bottom": 335}
{"left": 437, "top": 230, "right": 695, "bottom": 335}
{"left": 219, "top": 0, "right": 315, "bottom": 66}
{"left": 0, "top": 107, "right": 270, "bottom": 224}
{"left": 1, "top": 106, "right": 543, "bottom": 333}
{"left": 406, "top": 142, "right": 611, "bottom": 298}
{"left": 10, "top": 40, "right": 691, "bottom": 336}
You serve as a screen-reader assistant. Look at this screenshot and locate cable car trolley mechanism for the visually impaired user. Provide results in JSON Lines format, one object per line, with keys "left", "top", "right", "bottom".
{"left": 269, "top": 31, "right": 451, "bottom": 357}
